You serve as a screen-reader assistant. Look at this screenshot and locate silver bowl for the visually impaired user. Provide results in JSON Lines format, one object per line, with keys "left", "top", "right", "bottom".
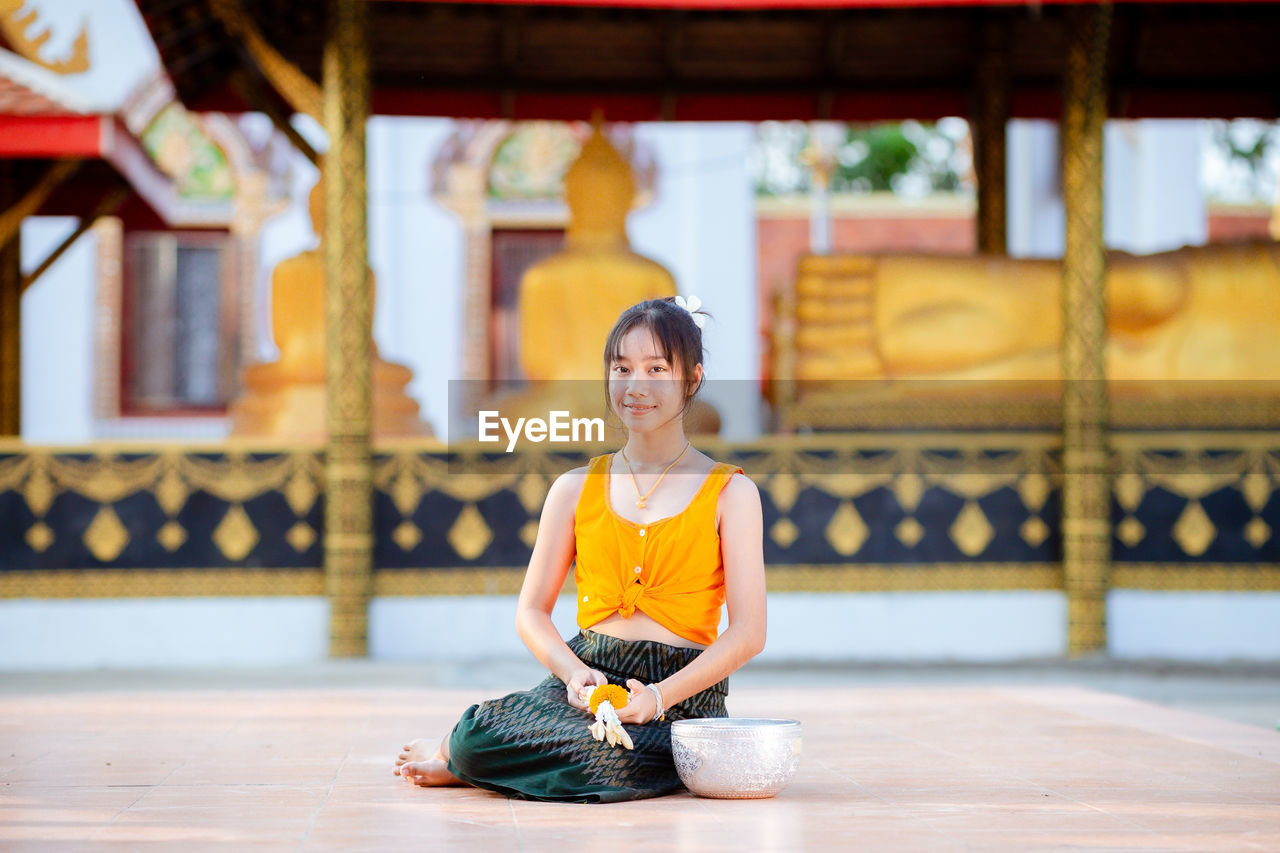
{"left": 670, "top": 718, "right": 802, "bottom": 799}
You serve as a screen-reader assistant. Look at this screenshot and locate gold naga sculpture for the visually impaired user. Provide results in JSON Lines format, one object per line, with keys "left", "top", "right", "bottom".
{"left": 490, "top": 120, "right": 719, "bottom": 435}
{"left": 776, "top": 241, "right": 1280, "bottom": 419}
{"left": 229, "top": 176, "right": 429, "bottom": 439}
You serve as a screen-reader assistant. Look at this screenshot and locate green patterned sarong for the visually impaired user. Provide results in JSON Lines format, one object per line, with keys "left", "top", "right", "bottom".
{"left": 446, "top": 630, "right": 728, "bottom": 803}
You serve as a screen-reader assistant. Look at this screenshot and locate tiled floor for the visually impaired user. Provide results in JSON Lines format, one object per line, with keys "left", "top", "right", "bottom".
{"left": 1, "top": 680, "right": 1278, "bottom": 851}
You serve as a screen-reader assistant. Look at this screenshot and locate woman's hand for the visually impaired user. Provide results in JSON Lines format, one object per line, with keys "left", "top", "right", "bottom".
{"left": 565, "top": 668, "right": 607, "bottom": 711}
{"left": 613, "top": 678, "right": 660, "bottom": 725}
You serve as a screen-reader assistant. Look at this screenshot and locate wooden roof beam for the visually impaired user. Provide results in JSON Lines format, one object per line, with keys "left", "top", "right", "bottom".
{"left": 211, "top": 0, "right": 323, "bottom": 120}
{"left": 21, "top": 185, "right": 130, "bottom": 294}
{"left": 230, "top": 67, "right": 322, "bottom": 167}
{"left": 0, "top": 159, "right": 81, "bottom": 249}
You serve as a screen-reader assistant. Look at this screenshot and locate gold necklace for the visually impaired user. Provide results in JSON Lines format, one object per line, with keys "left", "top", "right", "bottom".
{"left": 619, "top": 442, "right": 691, "bottom": 509}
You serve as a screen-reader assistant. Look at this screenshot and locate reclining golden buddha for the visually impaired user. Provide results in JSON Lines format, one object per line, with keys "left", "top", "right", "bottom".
{"left": 781, "top": 241, "right": 1280, "bottom": 386}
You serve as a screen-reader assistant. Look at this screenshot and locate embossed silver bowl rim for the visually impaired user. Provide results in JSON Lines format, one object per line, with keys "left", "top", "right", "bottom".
{"left": 671, "top": 718, "right": 802, "bottom": 738}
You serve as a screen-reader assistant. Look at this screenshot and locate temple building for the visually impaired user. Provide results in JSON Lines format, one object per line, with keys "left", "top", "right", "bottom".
{"left": 1, "top": 0, "right": 1278, "bottom": 669}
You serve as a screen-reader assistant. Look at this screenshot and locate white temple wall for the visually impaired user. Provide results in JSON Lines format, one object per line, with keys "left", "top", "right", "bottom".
{"left": 630, "top": 122, "right": 760, "bottom": 441}
{"left": 253, "top": 123, "right": 321, "bottom": 364}
{"left": 1007, "top": 120, "right": 1067, "bottom": 259}
{"left": 1103, "top": 120, "right": 1207, "bottom": 254}
{"left": 370, "top": 592, "right": 1069, "bottom": 664}
{"left": 6, "top": 591, "right": 1279, "bottom": 669}
{"left": 1007, "top": 118, "right": 1206, "bottom": 258}
{"left": 0, "top": 597, "right": 330, "bottom": 670}
{"left": 1108, "top": 591, "right": 1280, "bottom": 661}
{"left": 20, "top": 218, "right": 98, "bottom": 443}
{"left": 367, "top": 116, "right": 464, "bottom": 440}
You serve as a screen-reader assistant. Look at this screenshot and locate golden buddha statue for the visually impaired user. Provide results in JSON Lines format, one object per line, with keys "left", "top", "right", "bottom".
{"left": 518, "top": 123, "right": 676, "bottom": 380}
{"left": 229, "top": 177, "right": 429, "bottom": 439}
{"left": 490, "top": 121, "right": 719, "bottom": 434}
{"left": 787, "top": 241, "right": 1280, "bottom": 390}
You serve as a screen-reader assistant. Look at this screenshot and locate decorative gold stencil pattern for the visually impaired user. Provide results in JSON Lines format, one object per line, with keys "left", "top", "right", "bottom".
{"left": 0, "top": 435, "right": 1276, "bottom": 604}
{"left": 448, "top": 504, "right": 493, "bottom": 561}
{"left": 84, "top": 506, "right": 129, "bottom": 562}
{"left": 212, "top": 505, "right": 259, "bottom": 562}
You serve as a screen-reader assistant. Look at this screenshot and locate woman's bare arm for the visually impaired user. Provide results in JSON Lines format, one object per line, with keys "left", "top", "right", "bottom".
{"left": 615, "top": 472, "right": 767, "bottom": 724}
{"left": 514, "top": 467, "right": 603, "bottom": 709}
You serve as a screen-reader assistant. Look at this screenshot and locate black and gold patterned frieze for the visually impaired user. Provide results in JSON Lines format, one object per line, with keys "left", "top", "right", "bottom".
{"left": 370, "top": 439, "right": 1065, "bottom": 572}
{"left": 371, "top": 436, "right": 1278, "bottom": 583}
{"left": 373, "top": 448, "right": 591, "bottom": 569}
{"left": 0, "top": 448, "right": 325, "bottom": 575}
{"left": 1110, "top": 438, "right": 1280, "bottom": 564}
{"left": 1, "top": 434, "right": 1278, "bottom": 596}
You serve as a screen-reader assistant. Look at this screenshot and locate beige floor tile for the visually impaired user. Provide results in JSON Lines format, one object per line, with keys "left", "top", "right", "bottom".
{"left": 0, "top": 683, "right": 1276, "bottom": 851}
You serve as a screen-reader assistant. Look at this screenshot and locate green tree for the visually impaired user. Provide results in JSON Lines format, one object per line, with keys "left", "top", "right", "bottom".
{"left": 752, "top": 120, "right": 967, "bottom": 197}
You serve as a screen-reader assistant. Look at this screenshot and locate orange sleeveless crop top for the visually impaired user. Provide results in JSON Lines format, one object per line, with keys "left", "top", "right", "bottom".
{"left": 573, "top": 453, "right": 744, "bottom": 647}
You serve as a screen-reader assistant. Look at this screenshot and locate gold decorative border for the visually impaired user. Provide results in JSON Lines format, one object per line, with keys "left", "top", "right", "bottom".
{"left": 0, "top": 569, "right": 323, "bottom": 598}
{"left": 2, "top": 434, "right": 1276, "bottom": 598}
{"left": 2, "top": 429, "right": 1272, "bottom": 455}
{"left": 370, "top": 564, "right": 1063, "bottom": 596}
{"left": 373, "top": 568, "right": 532, "bottom": 596}
{"left": 373, "top": 564, "right": 1280, "bottom": 595}
{"left": 1109, "top": 431, "right": 1280, "bottom": 451}
{"left": 1112, "top": 565, "right": 1280, "bottom": 591}
{"left": 4, "top": 563, "right": 1277, "bottom": 598}
{"left": 779, "top": 398, "right": 1280, "bottom": 431}
{"left": 764, "top": 564, "right": 1063, "bottom": 592}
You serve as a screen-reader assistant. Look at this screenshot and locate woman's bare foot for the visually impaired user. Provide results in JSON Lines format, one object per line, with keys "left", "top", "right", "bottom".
{"left": 394, "top": 738, "right": 465, "bottom": 787}
{"left": 399, "top": 757, "right": 464, "bottom": 787}
{"left": 393, "top": 739, "right": 433, "bottom": 776}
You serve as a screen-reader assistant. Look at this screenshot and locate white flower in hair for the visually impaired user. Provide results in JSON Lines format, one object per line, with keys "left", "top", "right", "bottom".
{"left": 673, "top": 295, "right": 706, "bottom": 329}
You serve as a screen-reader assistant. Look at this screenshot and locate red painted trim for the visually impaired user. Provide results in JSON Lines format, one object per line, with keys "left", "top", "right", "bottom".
{"left": 0, "top": 115, "right": 106, "bottom": 157}
{"left": 362, "top": 87, "right": 1280, "bottom": 121}
{"left": 510, "top": 94, "right": 665, "bottom": 122}
{"left": 370, "top": 89, "right": 504, "bottom": 118}
{"left": 1115, "top": 91, "right": 1280, "bottom": 120}
{"left": 827, "top": 92, "right": 970, "bottom": 122}
{"left": 673, "top": 94, "right": 821, "bottom": 122}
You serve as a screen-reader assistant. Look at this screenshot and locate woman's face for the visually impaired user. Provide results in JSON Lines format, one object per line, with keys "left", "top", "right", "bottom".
{"left": 608, "top": 325, "right": 696, "bottom": 433}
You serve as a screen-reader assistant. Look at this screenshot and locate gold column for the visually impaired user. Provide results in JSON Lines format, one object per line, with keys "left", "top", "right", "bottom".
{"left": 974, "top": 16, "right": 1010, "bottom": 255}
{"left": 322, "top": 0, "right": 373, "bottom": 657}
{"left": 0, "top": 162, "right": 20, "bottom": 436}
{"left": 1060, "top": 1, "right": 1113, "bottom": 656}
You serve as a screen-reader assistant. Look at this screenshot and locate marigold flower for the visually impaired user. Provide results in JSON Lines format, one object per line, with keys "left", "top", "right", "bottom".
{"left": 588, "top": 684, "right": 629, "bottom": 715}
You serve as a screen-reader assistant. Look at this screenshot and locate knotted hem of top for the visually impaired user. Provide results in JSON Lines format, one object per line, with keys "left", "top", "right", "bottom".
{"left": 580, "top": 597, "right": 715, "bottom": 650}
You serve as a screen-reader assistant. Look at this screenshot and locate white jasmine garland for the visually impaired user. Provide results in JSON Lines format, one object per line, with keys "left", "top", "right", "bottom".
{"left": 580, "top": 684, "right": 635, "bottom": 750}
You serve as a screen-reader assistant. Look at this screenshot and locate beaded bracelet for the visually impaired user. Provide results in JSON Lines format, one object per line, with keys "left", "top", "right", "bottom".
{"left": 646, "top": 682, "right": 666, "bottom": 722}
